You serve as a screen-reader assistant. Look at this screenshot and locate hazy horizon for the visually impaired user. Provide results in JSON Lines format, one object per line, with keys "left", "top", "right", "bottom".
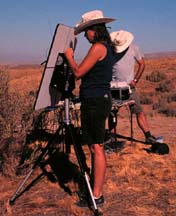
{"left": 1, "top": 50, "right": 176, "bottom": 65}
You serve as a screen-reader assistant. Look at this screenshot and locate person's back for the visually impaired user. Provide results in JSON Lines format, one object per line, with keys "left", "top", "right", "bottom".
{"left": 112, "top": 44, "right": 144, "bottom": 83}
{"left": 80, "top": 41, "right": 113, "bottom": 98}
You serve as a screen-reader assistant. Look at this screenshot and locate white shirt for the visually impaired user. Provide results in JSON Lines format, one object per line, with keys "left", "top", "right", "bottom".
{"left": 112, "top": 44, "right": 144, "bottom": 84}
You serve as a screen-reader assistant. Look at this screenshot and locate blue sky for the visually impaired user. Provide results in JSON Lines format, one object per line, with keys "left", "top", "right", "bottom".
{"left": 0, "top": 0, "right": 175, "bottom": 64}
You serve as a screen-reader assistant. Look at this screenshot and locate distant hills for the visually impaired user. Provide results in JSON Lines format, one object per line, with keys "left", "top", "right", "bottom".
{"left": 145, "top": 51, "right": 176, "bottom": 59}
{"left": 0, "top": 51, "right": 176, "bottom": 65}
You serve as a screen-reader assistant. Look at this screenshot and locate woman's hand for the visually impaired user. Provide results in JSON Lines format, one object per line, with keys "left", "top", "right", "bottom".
{"left": 64, "top": 48, "right": 74, "bottom": 60}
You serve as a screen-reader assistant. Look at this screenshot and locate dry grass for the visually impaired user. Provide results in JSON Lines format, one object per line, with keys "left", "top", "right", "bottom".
{"left": 0, "top": 58, "right": 176, "bottom": 216}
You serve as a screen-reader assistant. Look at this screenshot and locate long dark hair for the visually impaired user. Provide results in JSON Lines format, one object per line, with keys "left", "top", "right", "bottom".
{"left": 87, "top": 23, "right": 116, "bottom": 52}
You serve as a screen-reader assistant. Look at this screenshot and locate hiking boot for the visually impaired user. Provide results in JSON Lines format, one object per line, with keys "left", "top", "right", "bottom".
{"left": 75, "top": 195, "right": 104, "bottom": 208}
{"left": 145, "top": 135, "right": 156, "bottom": 144}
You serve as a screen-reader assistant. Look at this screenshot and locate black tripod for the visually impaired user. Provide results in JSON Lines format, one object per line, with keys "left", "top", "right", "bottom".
{"left": 9, "top": 57, "right": 101, "bottom": 216}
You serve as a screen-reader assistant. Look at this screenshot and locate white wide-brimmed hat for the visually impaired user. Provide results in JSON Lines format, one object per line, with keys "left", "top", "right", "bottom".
{"left": 110, "top": 30, "right": 134, "bottom": 53}
{"left": 74, "top": 10, "right": 116, "bottom": 35}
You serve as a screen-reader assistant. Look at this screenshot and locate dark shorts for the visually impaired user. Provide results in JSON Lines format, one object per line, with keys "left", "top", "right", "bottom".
{"left": 129, "top": 88, "right": 143, "bottom": 114}
{"left": 81, "top": 94, "right": 112, "bottom": 145}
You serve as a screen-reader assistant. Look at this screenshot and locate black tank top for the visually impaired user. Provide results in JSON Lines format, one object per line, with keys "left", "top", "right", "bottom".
{"left": 80, "top": 42, "right": 113, "bottom": 99}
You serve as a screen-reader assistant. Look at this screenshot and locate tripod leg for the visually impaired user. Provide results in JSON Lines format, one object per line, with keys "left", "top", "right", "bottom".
{"left": 130, "top": 111, "right": 134, "bottom": 145}
{"left": 9, "top": 144, "right": 50, "bottom": 205}
{"left": 84, "top": 171, "right": 100, "bottom": 215}
{"left": 9, "top": 144, "right": 49, "bottom": 205}
{"left": 9, "top": 124, "right": 64, "bottom": 205}
{"left": 108, "top": 109, "right": 117, "bottom": 132}
{"left": 9, "top": 169, "right": 34, "bottom": 205}
{"left": 67, "top": 124, "right": 101, "bottom": 215}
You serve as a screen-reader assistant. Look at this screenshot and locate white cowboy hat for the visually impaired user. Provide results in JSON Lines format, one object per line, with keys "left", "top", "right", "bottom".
{"left": 74, "top": 10, "right": 116, "bottom": 35}
{"left": 110, "top": 30, "right": 134, "bottom": 53}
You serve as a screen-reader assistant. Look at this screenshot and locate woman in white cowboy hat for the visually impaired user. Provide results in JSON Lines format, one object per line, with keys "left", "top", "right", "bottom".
{"left": 64, "top": 10, "right": 116, "bottom": 207}
{"left": 110, "top": 30, "right": 156, "bottom": 144}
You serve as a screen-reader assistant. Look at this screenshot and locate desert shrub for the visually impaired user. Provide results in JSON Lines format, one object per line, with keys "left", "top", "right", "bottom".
{"left": 146, "top": 70, "right": 167, "bottom": 82}
{"left": 152, "top": 98, "right": 165, "bottom": 111}
{"left": 29, "top": 90, "right": 36, "bottom": 97}
{"left": 152, "top": 102, "right": 160, "bottom": 110}
{"left": 0, "top": 69, "right": 36, "bottom": 176}
{"left": 155, "top": 80, "right": 173, "bottom": 92}
{"left": 147, "top": 92, "right": 155, "bottom": 97}
{"left": 167, "top": 92, "right": 176, "bottom": 103}
{"left": 0, "top": 69, "right": 9, "bottom": 138}
{"left": 158, "top": 106, "right": 176, "bottom": 117}
{"left": 140, "top": 94, "right": 153, "bottom": 105}
{"left": 153, "top": 97, "right": 176, "bottom": 117}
